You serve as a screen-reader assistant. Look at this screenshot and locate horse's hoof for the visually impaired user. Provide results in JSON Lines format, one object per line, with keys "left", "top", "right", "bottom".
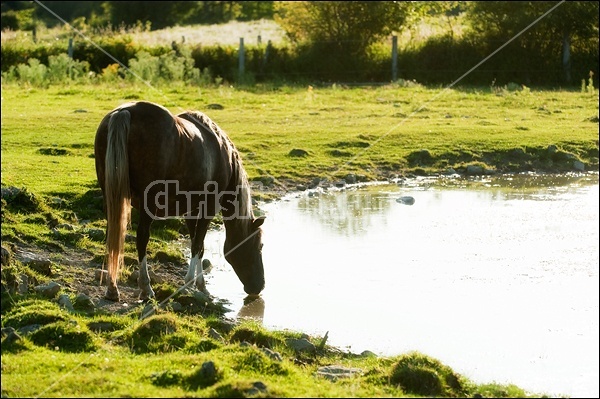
{"left": 139, "top": 288, "right": 155, "bottom": 301}
{"left": 104, "top": 289, "right": 120, "bottom": 302}
{"left": 202, "top": 258, "right": 213, "bottom": 273}
{"left": 195, "top": 280, "right": 207, "bottom": 293}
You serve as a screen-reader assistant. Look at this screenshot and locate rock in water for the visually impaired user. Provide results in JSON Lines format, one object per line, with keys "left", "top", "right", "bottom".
{"left": 396, "top": 196, "right": 415, "bottom": 205}
{"left": 202, "top": 258, "right": 213, "bottom": 273}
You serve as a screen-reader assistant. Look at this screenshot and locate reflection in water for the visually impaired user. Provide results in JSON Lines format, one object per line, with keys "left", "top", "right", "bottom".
{"left": 293, "top": 173, "right": 594, "bottom": 237}
{"left": 297, "top": 189, "right": 393, "bottom": 236}
{"left": 201, "top": 172, "right": 599, "bottom": 399}
{"left": 237, "top": 295, "right": 265, "bottom": 321}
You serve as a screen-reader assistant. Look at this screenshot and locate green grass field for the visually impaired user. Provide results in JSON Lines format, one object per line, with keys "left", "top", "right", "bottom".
{"left": 2, "top": 81, "right": 598, "bottom": 196}
{"left": 1, "top": 81, "right": 597, "bottom": 397}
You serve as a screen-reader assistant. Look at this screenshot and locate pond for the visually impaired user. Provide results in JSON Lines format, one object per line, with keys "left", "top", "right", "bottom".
{"left": 199, "top": 172, "right": 599, "bottom": 398}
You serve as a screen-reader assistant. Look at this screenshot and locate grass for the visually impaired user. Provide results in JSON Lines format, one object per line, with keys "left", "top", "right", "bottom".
{"left": 1, "top": 294, "right": 544, "bottom": 398}
{"left": 2, "top": 82, "right": 598, "bottom": 194}
{"left": 1, "top": 80, "right": 596, "bottom": 397}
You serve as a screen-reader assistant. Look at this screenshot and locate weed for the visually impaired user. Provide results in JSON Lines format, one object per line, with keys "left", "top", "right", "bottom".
{"left": 581, "top": 70, "right": 596, "bottom": 94}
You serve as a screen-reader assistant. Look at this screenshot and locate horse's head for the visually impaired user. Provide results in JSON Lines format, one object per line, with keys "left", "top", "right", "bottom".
{"left": 224, "top": 216, "right": 265, "bottom": 295}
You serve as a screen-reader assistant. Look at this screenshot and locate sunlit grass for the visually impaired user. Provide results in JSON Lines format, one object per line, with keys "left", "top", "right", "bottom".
{"left": 2, "top": 82, "right": 597, "bottom": 196}
{"left": 0, "top": 295, "right": 552, "bottom": 398}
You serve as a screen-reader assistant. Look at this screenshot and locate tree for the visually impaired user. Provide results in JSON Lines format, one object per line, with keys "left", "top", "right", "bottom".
{"left": 274, "top": 1, "right": 410, "bottom": 56}
{"left": 32, "top": 1, "right": 105, "bottom": 28}
{"left": 466, "top": 1, "right": 599, "bottom": 84}
{"left": 105, "top": 1, "right": 196, "bottom": 30}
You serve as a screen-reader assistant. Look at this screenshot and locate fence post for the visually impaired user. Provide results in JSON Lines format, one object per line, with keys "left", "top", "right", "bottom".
{"left": 239, "top": 37, "right": 245, "bottom": 78}
{"left": 391, "top": 35, "right": 398, "bottom": 82}
{"left": 264, "top": 40, "right": 272, "bottom": 65}
{"left": 68, "top": 37, "right": 74, "bottom": 59}
{"left": 68, "top": 37, "right": 74, "bottom": 80}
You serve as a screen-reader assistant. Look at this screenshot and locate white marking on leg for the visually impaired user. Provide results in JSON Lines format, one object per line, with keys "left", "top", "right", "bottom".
{"left": 138, "top": 256, "right": 155, "bottom": 299}
{"left": 195, "top": 257, "right": 205, "bottom": 290}
{"left": 139, "top": 256, "right": 149, "bottom": 280}
{"left": 185, "top": 254, "right": 199, "bottom": 287}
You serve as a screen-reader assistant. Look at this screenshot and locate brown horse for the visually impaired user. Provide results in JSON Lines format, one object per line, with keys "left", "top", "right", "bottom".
{"left": 94, "top": 101, "right": 265, "bottom": 301}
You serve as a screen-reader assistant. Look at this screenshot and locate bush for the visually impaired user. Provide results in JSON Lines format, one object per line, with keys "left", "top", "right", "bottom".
{"left": 47, "top": 53, "right": 90, "bottom": 83}
{"left": 127, "top": 49, "right": 201, "bottom": 85}
{"left": 15, "top": 58, "right": 48, "bottom": 87}
{"left": 1, "top": 28, "right": 597, "bottom": 86}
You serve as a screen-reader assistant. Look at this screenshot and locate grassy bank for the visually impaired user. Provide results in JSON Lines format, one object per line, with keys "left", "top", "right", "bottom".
{"left": 1, "top": 81, "right": 597, "bottom": 397}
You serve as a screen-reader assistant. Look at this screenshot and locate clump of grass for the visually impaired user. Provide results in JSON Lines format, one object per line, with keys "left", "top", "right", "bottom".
{"left": 231, "top": 345, "right": 290, "bottom": 376}
{"left": 475, "top": 382, "right": 535, "bottom": 398}
{"left": 86, "top": 314, "right": 134, "bottom": 334}
{"left": 185, "top": 338, "right": 221, "bottom": 353}
{"left": 150, "top": 369, "right": 185, "bottom": 387}
{"left": 153, "top": 282, "right": 178, "bottom": 302}
{"left": 229, "top": 321, "right": 285, "bottom": 349}
{"left": 125, "top": 313, "right": 206, "bottom": 354}
{"left": 30, "top": 320, "right": 98, "bottom": 352}
{"left": 1, "top": 186, "right": 42, "bottom": 214}
{"left": 185, "top": 360, "right": 224, "bottom": 389}
{"left": 38, "top": 147, "right": 72, "bottom": 156}
{"left": 0, "top": 260, "right": 48, "bottom": 303}
{"left": 2, "top": 298, "right": 66, "bottom": 329}
{"left": 390, "top": 351, "right": 469, "bottom": 397}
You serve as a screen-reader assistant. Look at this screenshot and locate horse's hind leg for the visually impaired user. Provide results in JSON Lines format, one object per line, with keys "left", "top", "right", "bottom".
{"left": 105, "top": 276, "right": 120, "bottom": 302}
{"left": 136, "top": 211, "right": 155, "bottom": 300}
{"left": 184, "top": 217, "right": 211, "bottom": 293}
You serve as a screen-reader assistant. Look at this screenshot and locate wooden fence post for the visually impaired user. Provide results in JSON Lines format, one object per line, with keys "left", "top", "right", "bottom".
{"left": 391, "top": 35, "right": 398, "bottom": 82}
{"left": 68, "top": 37, "right": 74, "bottom": 59}
{"left": 239, "top": 37, "right": 245, "bottom": 78}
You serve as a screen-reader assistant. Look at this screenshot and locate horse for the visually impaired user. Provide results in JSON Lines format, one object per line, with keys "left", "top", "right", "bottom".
{"left": 94, "top": 101, "right": 265, "bottom": 302}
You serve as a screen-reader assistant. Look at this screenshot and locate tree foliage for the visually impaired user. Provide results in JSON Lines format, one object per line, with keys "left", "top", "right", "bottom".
{"left": 1, "top": 1, "right": 597, "bottom": 86}
{"left": 466, "top": 1, "right": 599, "bottom": 82}
{"left": 0, "top": 1, "right": 275, "bottom": 30}
{"left": 274, "top": 1, "right": 410, "bottom": 55}
{"left": 467, "top": 1, "right": 599, "bottom": 43}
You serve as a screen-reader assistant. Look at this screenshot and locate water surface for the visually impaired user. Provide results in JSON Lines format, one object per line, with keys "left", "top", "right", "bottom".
{"left": 200, "top": 173, "right": 599, "bottom": 398}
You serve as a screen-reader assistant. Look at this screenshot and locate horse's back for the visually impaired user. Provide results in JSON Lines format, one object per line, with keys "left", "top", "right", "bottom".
{"left": 95, "top": 101, "right": 232, "bottom": 214}
{"left": 95, "top": 101, "right": 175, "bottom": 159}
{"left": 96, "top": 101, "right": 177, "bottom": 185}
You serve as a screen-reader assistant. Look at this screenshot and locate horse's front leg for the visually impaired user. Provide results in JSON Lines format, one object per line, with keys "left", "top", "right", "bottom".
{"left": 185, "top": 252, "right": 206, "bottom": 292}
{"left": 137, "top": 212, "right": 155, "bottom": 300}
{"left": 185, "top": 217, "right": 211, "bottom": 293}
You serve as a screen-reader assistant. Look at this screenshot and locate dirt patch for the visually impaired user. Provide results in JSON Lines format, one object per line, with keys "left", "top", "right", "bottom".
{"left": 5, "top": 241, "right": 195, "bottom": 316}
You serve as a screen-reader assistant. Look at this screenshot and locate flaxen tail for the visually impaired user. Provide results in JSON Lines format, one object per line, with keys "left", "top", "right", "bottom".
{"left": 105, "top": 109, "right": 132, "bottom": 288}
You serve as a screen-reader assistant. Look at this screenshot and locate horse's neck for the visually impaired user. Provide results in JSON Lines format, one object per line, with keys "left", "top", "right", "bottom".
{"left": 221, "top": 179, "right": 253, "bottom": 239}
{"left": 223, "top": 216, "right": 252, "bottom": 242}
{"left": 219, "top": 143, "right": 253, "bottom": 238}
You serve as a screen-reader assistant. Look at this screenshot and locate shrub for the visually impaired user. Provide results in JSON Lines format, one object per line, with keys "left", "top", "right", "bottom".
{"left": 47, "top": 53, "right": 90, "bottom": 83}
{"left": 15, "top": 58, "right": 48, "bottom": 87}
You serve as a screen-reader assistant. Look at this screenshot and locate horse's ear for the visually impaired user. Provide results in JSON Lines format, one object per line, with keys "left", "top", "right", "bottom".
{"left": 253, "top": 216, "right": 266, "bottom": 229}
